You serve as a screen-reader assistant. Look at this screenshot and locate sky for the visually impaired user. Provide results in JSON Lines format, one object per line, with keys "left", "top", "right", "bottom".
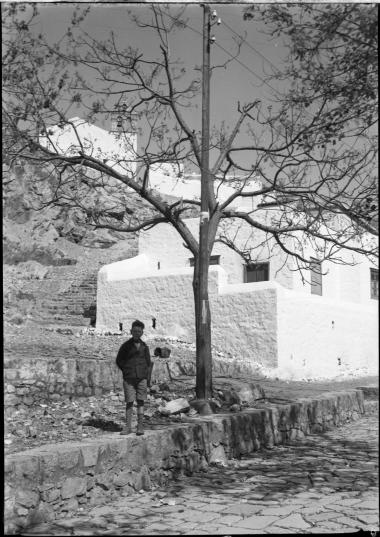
{"left": 26, "top": 2, "right": 289, "bottom": 168}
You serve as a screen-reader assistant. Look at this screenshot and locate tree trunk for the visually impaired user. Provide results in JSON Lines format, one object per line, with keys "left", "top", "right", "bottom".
{"left": 193, "top": 255, "right": 212, "bottom": 400}
{"left": 191, "top": 3, "right": 213, "bottom": 401}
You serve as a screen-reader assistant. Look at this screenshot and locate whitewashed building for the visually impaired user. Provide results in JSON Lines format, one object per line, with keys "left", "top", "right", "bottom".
{"left": 96, "top": 201, "right": 378, "bottom": 380}
{"left": 39, "top": 115, "right": 138, "bottom": 176}
{"left": 38, "top": 114, "right": 211, "bottom": 199}
{"left": 38, "top": 114, "right": 378, "bottom": 379}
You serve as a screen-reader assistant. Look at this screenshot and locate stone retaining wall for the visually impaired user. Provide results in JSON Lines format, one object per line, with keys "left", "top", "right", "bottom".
{"left": 4, "top": 354, "right": 261, "bottom": 415}
{"left": 5, "top": 389, "right": 368, "bottom": 534}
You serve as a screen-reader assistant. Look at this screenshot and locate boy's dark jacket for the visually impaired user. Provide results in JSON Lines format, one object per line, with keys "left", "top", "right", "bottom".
{"left": 116, "top": 338, "right": 152, "bottom": 381}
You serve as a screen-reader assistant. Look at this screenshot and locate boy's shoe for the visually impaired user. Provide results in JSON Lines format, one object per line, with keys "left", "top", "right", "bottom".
{"left": 120, "top": 426, "right": 132, "bottom": 435}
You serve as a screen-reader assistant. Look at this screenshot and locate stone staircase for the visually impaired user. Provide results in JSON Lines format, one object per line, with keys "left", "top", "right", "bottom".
{"left": 4, "top": 229, "right": 141, "bottom": 330}
{"left": 4, "top": 263, "right": 100, "bottom": 326}
{"left": 24, "top": 265, "right": 99, "bottom": 328}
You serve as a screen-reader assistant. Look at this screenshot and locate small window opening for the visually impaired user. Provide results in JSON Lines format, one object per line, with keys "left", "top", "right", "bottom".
{"left": 189, "top": 255, "right": 220, "bottom": 267}
{"left": 119, "top": 322, "right": 123, "bottom": 332}
{"left": 310, "top": 258, "right": 322, "bottom": 295}
{"left": 244, "top": 262, "right": 269, "bottom": 283}
{"left": 370, "top": 268, "right": 378, "bottom": 300}
{"left": 152, "top": 317, "right": 156, "bottom": 329}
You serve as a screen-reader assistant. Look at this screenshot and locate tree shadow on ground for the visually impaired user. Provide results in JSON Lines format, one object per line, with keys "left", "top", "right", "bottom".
{"left": 20, "top": 423, "right": 377, "bottom": 537}
{"left": 82, "top": 418, "right": 122, "bottom": 432}
{"left": 165, "top": 427, "right": 378, "bottom": 500}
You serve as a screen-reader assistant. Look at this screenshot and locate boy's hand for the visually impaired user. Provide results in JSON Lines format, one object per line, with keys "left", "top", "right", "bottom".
{"left": 147, "top": 363, "right": 153, "bottom": 389}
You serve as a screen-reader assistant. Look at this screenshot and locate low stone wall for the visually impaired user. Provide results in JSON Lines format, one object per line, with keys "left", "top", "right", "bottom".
{"left": 4, "top": 354, "right": 261, "bottom": 415}
{"left": 5, "top": 389, "right": 367, "bottom": 534}
{"left": 4, "top": 357, "right": 122, "bottom": 413}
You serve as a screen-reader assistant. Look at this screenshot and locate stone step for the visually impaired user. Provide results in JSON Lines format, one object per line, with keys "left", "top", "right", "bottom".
{"left": 7, "top": 263, "right": 99, "bottom": 329}
{"left": 30, "top": 317, "right": 91, "bottom": 327}
{"left": 39, "top": 292, "right": 96, "bottom": 300}
{"left": 34, "top": 300, "right": 91, "bottom": 308}
{"left": 37, "top": 299, "right": 95, "bottom": 307}
{"left": 356, "top": 385, "right": 379, "bottom": 399}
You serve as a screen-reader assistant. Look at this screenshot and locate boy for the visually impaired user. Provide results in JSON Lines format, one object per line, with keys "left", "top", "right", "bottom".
{"left": 116, "top": 320, "right": 152, "bottom": 435}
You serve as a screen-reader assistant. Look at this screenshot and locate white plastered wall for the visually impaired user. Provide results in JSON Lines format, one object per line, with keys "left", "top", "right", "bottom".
{"left": 39, "top": 117, "right": 137, "bottom": 175}
{"left": 138, "top": 217, "right": 295, "bottom": 288}
{"left": 97, "top": 263, "right": 197, "bottom": 340}
{"left": 212, "top": 280, "right": 278, "bottom": 367}
{"left": 96, "top": 254, "right": 378, "bottom": 377}
{"left": 276, "top": 286, "right": 378, "bottom": 379}
{"left": 289, "top": 236, "right": 377, "bottom": 305}
{"left": 96, "top": 263, "right": 280, "bottom": 368}
{"left": 96, "top": 217, "right": 378, "bottom": 379}
{"left": 338, "top": 251, "right": 377, "bottom": 304}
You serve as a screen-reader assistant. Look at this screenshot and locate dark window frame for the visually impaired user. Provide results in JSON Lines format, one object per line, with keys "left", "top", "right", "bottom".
{"left": 370, "top": 268, "right": 379, "bottom": 300}
{"left": 244, "top": 262, "right": 270, "bottom": 283}
{"left": 310, "top": 257, "right": 322, "bottom": 296}
{"left": 189, "top": 255, "right": 220, "bottom": 268}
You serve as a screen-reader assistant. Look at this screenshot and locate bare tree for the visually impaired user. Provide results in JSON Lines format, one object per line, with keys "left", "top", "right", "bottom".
{"left": 241, "top": 2, "right": 378, "bottom": 232}
{"left": 3, "top": 4, "right": 378, "bottom": 400}
{"left": 243, "top": 3, "right": 377, "bottom": 142}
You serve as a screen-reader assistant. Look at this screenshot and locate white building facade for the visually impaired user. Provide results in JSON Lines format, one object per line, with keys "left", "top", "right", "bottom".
{"left": 39, "top": 116, "right": 377, "bottom": 379}
{"left": 96, "top": 212, "right": 378, "bottom": 380}
{"left": 39, "top": 116, "right": 138, "bottom": 176}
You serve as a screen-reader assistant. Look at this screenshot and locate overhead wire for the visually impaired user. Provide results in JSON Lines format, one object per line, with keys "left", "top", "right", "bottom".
{"left": 89, "top": 6, "right": 377, "bottom": 216}
{"left": 218, "top": 13, "right": 373, "bottom": 155}
{"left": 50, "top": 4, "right": 375, "bottom": 157}
{"left": 159, "top": 7, "right": 280, "bottom": 97}
{"left": 221, "top": 18, "right": 280, "bottom": 74}
{"left": 161, "top": 6, "right": 366, "bottom": 158}
{"left": 90, "top": 5, "right": 371, "bottom": 156}
{"left": 76, "top": 5, "right": 373, "bottom": 157}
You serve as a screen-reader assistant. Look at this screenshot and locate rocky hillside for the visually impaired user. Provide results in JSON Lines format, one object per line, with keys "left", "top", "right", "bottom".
{"left": 3, "top": 161, "right": 190, "bottom": 327}
{"left": 3, "top": 161, "right": 153, "bottom": 264}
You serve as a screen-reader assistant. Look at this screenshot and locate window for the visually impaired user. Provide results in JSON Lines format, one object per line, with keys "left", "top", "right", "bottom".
{"left": 245, "top": 262, "right": 269, "bottom": 283}
{"left": 189, "top": 255, "right": 220, "bottom": 267}
{"left": 310, "top": 258, "right": 322, "bottom": 295}
{"left": 370, "top": 268, "right": 379, "bottom": 300}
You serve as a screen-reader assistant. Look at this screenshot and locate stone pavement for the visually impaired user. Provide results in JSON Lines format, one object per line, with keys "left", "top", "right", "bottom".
{"left": 21, "top": 412, "right": 378, "bottom": 535}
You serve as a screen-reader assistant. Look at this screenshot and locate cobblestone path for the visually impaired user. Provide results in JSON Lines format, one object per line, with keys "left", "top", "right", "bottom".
{"left": 22, "top": 413, "right": 378, "bottom": 535}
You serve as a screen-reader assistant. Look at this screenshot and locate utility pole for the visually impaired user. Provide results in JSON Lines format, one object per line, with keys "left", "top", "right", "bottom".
{"left": 195, "top": 4, "right": 221, "bottom": 401}
{"left": 196, "top": 3, "right": 212, "bottom": 400}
